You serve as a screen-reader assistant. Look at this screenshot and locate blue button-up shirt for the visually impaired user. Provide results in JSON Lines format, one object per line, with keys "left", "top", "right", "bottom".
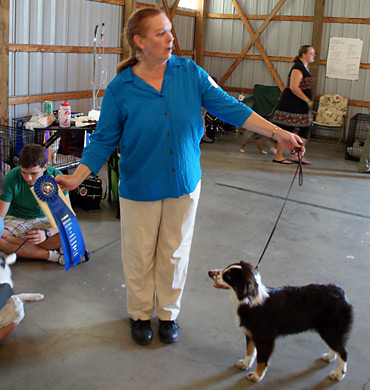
{"left": 81, "top": 55, "right": 253, "bottom": 201}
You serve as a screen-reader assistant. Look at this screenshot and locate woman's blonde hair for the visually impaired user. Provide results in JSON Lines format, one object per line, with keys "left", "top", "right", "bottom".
{"left": 293, "top": 45, "right": 312, "bottom": 63}
{"left": 117, "top": 7, "right": 165, "bottom": 73}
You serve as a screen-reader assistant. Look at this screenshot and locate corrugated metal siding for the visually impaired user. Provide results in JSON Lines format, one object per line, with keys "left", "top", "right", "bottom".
{"left": 9, "top": 0, "right": 123, "bottom": 121}
{"left": 200, "top": 0, "right": 370, "bottom": 131}
{"left": 319, "top": 0, "right": 370, "bottom": 121}
{"left": 9, "top": 0, "right": 370, "bottom": 129}
{"left": 203, "top": 0, "right": 315, "bottom": 99}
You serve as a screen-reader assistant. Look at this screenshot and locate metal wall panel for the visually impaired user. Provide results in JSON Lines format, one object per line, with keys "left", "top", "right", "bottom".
{"left": 9, "top": 0, "right": 369, "bottom": 127}
{"left": 201, "top": 0, "right": 369, "bottom": 126}
{"left": 9, "top": 0, "right": 123, "bottom": 121}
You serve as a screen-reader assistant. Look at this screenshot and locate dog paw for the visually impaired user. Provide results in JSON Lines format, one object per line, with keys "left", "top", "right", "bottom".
{"left": 321, "top": 352, "right": 337, "bottom": 363}
{"left": 240, "top": 148, "right": 245, "bottom": 153}
{"left": 260, "top": 150, "right": 268, "bottom": 155}
{"left": 329, "top": 369, "right": 345, "bottom": 381}
{"left": 246, "top": 372, "right": 263, "bottom": 382}
{"left": 236, "top": 358, "right": 252, "bottom": 370}
{"left": 34, "top": 293, "right": 44, "bottom": 301}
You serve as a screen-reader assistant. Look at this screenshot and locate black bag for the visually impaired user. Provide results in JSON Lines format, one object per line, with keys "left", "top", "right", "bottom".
{"left": 71, "top": 176, "right": 105, "bottom": 211}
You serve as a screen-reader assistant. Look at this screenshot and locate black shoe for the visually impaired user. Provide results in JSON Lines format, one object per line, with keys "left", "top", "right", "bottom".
{"left": 130, "top": 319, "right": 153, "bottom": 345}
{"left": 158, "top": 320, "right": 179, "bottom": 343}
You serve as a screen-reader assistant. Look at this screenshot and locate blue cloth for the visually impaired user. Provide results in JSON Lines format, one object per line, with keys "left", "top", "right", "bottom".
{"left": 81, "top": 56, "right": 253, "bottom": 201}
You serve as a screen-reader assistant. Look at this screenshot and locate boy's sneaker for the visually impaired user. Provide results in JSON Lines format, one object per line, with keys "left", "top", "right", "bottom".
{"left": 57, "top": 248, "right": 65, "bottom": 265}
{"left": 57, "top": 248, "right": 90, "bottom": 265}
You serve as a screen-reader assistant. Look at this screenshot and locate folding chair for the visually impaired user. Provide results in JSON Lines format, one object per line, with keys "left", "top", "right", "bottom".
{"left": 311, "top": 93, "right": 348, "bottom": 142}
{"left": 243, "top": 84, "right": 281, "bottom": 119}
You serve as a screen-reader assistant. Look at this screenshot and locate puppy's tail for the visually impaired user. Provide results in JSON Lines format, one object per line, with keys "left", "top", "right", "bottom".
{"left": 15, "top": 293, "right": 44, "bottom": 302}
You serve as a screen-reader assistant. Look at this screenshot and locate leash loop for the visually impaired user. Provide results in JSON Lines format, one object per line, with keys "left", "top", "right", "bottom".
{"left": 255, "top": 149, "right": 303, "bottom": 270}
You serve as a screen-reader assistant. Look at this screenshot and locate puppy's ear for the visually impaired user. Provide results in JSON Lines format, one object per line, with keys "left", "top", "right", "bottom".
{"left": 5, "top": 253, "right": 17, "bottom": 265}
{"left": 240, "top": 261, "right": 258, "bottom": 298}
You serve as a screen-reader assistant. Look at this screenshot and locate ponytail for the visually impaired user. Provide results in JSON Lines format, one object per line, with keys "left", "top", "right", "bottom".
{"left": 116, "top": 7, "right": 164, "bottom": 74}
{"left": 293, "top": 45, "right": 312, "bottom": 63}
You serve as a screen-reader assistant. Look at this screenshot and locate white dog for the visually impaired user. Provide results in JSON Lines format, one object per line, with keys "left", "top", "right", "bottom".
{"left": 0, "top": 251, "right": 44, "bottom": 341}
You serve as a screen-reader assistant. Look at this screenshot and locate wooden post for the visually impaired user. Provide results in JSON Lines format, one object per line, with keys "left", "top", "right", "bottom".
{"left": 194, "top": 0, "right": 207, "bottom": 66}
{"left": 122, "top": 0, "right": 136, "bottom": 59}
{"left": 124, "top": 0, "right": 136, "bottom": 26}
{"left": 0, "top": 0, "right": 10, "bottom": 125}
{"left": 310, "top": 0, "right": 325, "bottom": 103}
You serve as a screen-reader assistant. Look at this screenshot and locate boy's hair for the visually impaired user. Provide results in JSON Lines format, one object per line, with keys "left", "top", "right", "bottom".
{"left": 19, "top": 144, "right": 47, "bottom": 168}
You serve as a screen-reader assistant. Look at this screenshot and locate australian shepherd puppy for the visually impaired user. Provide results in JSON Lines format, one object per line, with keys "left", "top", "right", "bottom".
{"left": 208, "top": 261, "right": 353, "bottom": 382}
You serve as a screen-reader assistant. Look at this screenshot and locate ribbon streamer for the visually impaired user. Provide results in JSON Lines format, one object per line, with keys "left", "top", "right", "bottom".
{"left": 31, "top": 175, "right": 86, "bottom": 271}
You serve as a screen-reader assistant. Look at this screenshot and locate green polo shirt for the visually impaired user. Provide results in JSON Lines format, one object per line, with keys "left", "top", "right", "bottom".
{"left": 0, "top": 165, "right": 66, "bottom": 219}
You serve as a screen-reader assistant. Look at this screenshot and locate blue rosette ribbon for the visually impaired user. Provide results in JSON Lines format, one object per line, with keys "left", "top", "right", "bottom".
{"left": 33, "top": 175, "right": 86, "bottom": 271}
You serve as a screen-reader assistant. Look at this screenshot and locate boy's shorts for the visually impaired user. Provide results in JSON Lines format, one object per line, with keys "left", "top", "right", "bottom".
{"left": 3, "top": 216, "right": 51, "bottom": 238}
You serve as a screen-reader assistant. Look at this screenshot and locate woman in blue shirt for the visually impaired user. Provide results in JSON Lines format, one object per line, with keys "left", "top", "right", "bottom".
{"left": 56, "top": 7, "right": 304, "bottom": 346}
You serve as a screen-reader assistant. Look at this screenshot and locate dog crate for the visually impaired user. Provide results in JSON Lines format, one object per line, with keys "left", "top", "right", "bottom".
{"left": 345, "top": 113, "right": 370, "bottom": 161}
{"left": 11, "top": 116, "right": 95, "bottom": 172}
{"left": 0, "top": 124, "right": 37, "bottom": 174}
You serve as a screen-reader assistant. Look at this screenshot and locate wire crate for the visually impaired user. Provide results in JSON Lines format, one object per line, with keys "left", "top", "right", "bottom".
{"left": 345, "top": 113, "right": 370, "bottom": 161}
{"left": 1, "top": 121, "right": 89, "bottom": 172}
{"left": 0, "top": 124, "right": 38, "bottom": 174}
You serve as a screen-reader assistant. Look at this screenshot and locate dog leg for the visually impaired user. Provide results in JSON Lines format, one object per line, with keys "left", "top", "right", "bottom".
{"left": 256, "top": 139, "right": 267, "bottom": 155}
{"left": 246, "top": 362, "right": 267, "bottom": 382}
{"left": 15, "top": 293, "right": 44, "bottom": 302}
{"left": 246, "top": 341, "right": 273, "bottom": 382}
{"left": 321, "top": 350, "right": 337, "bottom": 363}
{"left": 329, "top": 357, "right": 347, "bottom": 381}
{"left": 236, "top": 335, "right": 256, "bottom": 370}
{"left": 240, "top": 141, "right": 251, "bottom": 153}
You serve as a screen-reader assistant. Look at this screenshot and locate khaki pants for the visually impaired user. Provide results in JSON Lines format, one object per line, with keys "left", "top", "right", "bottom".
{"left": 119, "top": 181, "right": 201, "bottom": 321}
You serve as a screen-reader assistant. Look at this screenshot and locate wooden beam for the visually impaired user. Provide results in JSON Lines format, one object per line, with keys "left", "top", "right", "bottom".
{"left": 9, "top": 90, "right": 105, "bottom": 106}
{"left": 89, "top": 0, "right": 125, "bottom": 5}
{"left": 206, "top": 13, "right": 370, "bottom": 25}
{"left": 219, "top": 0, "right": 286, "bottom": 86}
{"left": 310, "top": 0, "right": 325, "bottom": 103}
{"left": 194, "top": 0, "right": 207, "bottom": 66}
{"left": 124, "top": 0, "right": 136, "bottom": 25}
{"left": 9, "top": 44, "right": 123, "bottom": 54}
{"left": 169, "top": 0, "right": 180, "bottom": 20}
{"left": 162, "top": 0, "right": 182, "bottom": 56}
{"left": 230, "top": 0, "right": 284, "bottom": 91}
{"left": 0, "top": 0, "right": 9, "bottom": 125}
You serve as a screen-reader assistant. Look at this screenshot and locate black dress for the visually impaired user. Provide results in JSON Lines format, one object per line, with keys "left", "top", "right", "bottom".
{"left": 272, "top": 59, "right": 314, "bottom": 138}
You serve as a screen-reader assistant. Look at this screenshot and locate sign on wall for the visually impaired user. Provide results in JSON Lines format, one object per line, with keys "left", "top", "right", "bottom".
{"left": 326, "top": 37, "right": 363, "bottom": 81}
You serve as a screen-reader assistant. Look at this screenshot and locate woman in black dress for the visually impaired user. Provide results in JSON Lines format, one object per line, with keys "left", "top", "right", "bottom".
{"left": 272, "top": 45, "right": 316, "bottom": 164}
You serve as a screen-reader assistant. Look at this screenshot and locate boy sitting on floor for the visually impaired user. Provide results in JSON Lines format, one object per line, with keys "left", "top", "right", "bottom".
{"left": 0, "top": 144, "right": 69, "bottom": 264}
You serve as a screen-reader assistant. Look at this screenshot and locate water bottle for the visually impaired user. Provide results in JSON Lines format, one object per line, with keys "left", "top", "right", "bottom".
{"left": 59, "top": 101, "right": 71, "bottom": 128}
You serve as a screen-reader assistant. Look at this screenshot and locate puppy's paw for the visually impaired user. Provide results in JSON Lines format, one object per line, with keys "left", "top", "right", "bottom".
{"left": 16, "top": 293, "right": 44, "bottom": 302}
{"left": 329, "top": 369, "right": 346, "bottom": 381}
{"left": 246, "top": 371, "right": 263, "bottom": 382}
{"left": 236, "top": 349, "right": 256, "bottom": 370}
{"left": 321, "top": 351, "right": 337, "bottom": 363}
{"left": 33, "top": 293, "right": 44, "bottom": 301}
{"left": 236, "top": 358, "right": 253, "bottom": 370}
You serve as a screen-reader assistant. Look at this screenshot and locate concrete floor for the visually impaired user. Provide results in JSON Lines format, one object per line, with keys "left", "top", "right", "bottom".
{"left": 1, "top": 132, "right": 369, "bottom": 390}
